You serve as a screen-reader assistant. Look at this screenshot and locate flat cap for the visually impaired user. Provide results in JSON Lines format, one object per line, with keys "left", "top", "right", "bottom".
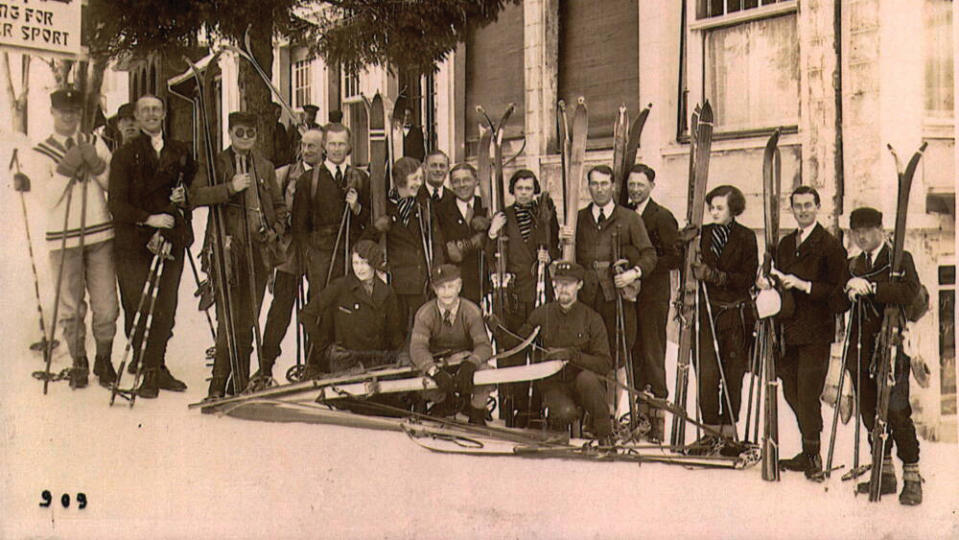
{"left": 430, "top": 264, "right": 461, "bottom": 286}
{"left": 849, "top": 207, "right": 883, "bottom": 229}
{"left": 116, "top": 103, "right": 135, "bottom": 120}
{"left": 549, "top": 260, "right": 585, "bottom": 282}
{"left": 228, "top": 111, "right": 257, "bottom": 129}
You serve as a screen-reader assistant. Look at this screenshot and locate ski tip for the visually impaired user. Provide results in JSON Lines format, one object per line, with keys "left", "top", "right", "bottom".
{"left": 476, "top": 105, "right": 486, "bottom": 115}
{"left": 558, "top": 100, "right": 567, "bottom": 110}
{"left": 645, "top": 102, "right": 653, "bottom": 110}
{"left": 917, "top": 141, "right": 928, "bottom": 153}
{"left": 577, "top": 96, "right": 586, "bottom": 106}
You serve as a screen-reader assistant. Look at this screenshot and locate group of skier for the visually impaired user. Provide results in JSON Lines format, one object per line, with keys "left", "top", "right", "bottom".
{"left": 17, "top": 87, "right": 926, "bottom": 505}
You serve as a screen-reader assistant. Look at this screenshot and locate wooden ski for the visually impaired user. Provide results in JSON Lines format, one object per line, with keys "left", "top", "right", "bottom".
{"left": 562, "top": 97, "right": 588, "bottom": 261}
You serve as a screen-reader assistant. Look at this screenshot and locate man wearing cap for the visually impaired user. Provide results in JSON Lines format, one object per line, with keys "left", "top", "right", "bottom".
{"left": 624, "top": 163, "right": 680, "bottom": 442}
{"left": 559, "top": 165, "right": 656, "bottom": 373}
{"left": 504, "top": 261, "right": 613, "bottom": 440}
{"left": 369, "top": 157, "right": 444, "bottom": 329}
{"left": 836, "top": 207, "right": 924, "bottom": 505}
{"left": 300, "top": 240, "right": 405, "bottom": 376}
{"left": 761, "top": 186, "right": 846, "bottom": 478}
{"left": 191, "top": 111, "right": 288, "bottom": 399}
{"left": 302, "top": 104, "right": 320, "bottom": 130}
{"left": 106, "top": 103, "right": 139, "bottom": 151}
{"left": 109, "top": 94, "right": 197, "bottom": 397}
{"left": 21, "top": 88, "right": 119, "bottom": 389}
{"left": 292, "top": 122, "right": 370, "bottom": 302}
{"left": 409, "top": 263, "right": 493, "bottom": 425}
{"left": 435, "top": 162, "right": 488, "bottom": 304}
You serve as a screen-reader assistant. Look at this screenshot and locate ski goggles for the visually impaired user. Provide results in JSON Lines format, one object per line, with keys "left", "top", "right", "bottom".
{"left": 231, "top": 127, "right": 258, "bottom": 138}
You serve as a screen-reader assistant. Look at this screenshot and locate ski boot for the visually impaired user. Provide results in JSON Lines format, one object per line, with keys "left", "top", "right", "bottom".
{"left": 136, "top": 368, "right": 160, "bottom": 399}
{"left": 647, "top": 408, "right": 666, "bottom": 444}
{"left": 466, "top": 404, "right": 490, "bottom": 426}
{"left": 93, "top": 354, "right": 117, "bottom": 388}
{"left": 247, "top": 363, "right": 275, "bottom": 392}
{"left": 857, "top": 457, "right": 896, "bottom": 496}
{"left": 803, "top": 453, "right": 824, "bottom": 480}
{"left": 899, "top": 463, "right": 923, "bottom": 506}
{"left": 69, "top": 356, "right": 89, "bottom": 389}
{"left": 157, "top": 365, "right": 187, "bottom": 392}
{"left": 780, "top": 451, "right": 812, "bottom": 472}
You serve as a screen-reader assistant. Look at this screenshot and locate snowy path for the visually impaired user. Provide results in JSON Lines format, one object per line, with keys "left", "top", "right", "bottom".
{"left": 1, "top": 202, "right": 957, "bottom": 539}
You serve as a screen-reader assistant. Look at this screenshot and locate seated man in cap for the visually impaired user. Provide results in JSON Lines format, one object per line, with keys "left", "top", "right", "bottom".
{"left": 190, "top": 111, "right": 288, "bottom": 398}
{"left": 500, "top": 261, "right": 613, "bottom": 440}
{"left": 835, "top": 207, "right": 924, "bottom": 505}
{"left": 409, "top": 264, "right": 493, "bottom": 425}
{"left": 300, "top": 239, "right": 405, "bottom": 376}
{"left": 20, "top": 88, "right": 119, "bottom": 389}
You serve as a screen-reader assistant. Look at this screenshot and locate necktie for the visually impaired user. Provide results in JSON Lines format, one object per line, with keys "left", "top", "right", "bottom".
{"left": 464, "top": 203, "right": 474, "bottom": 223}
{"left": 335, "top": 166, "right": 344, "bottom": 189}
{"left": 432, "top": 189, "right": 440, "bottom": 202}
{"left": 597, "top": 207, "right": 606, "bottom": 225}
{"left": 363, "top": 280, "right": 374, "bottom": 297}
{"left": 65, "top": 137, "right": 75, "bottom": 150}
{"left": 711, "top": 224, "right": 730, "bottom": 258}
{"left": 442, "top": 310, "right": 453, "bottom": 327}
{"left": 865, "top": 252, "right": 873, "bottom": 272}
{"left": 627, "top": 201, "right": 638, "bottom": 211}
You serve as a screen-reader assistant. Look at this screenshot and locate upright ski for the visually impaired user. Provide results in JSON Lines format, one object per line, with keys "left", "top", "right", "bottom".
{"left": 478, "top": 104, "right": 516, "bottom": 322}
{"left": 670, "top": 102, "right": 714, "bottom": 447}
{"left": 758, "top": 128, "right": 782, "bottom": 481}
{"left": 561, "top": 98, "right": 588, "bottom": 261}
{"left": 866, "top": 142, "right": 926, "bottom": 502}
{"left": 369, "top": 94, "right": 388, "bottom": 257}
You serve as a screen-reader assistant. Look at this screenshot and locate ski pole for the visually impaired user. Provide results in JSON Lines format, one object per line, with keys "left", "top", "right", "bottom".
{"left": 820, "top": 306, "right": 855, "bottom": 480}
{"left": 11, "top": 151, "right": 56, "bottom": 354}
{"left": 238, "top": 154, "right": 267, "bottom": 389}
{"left": 41, "top": 177, "right": 77, "bottom": 394}
{"left": 701, "top": 284, "right": 740, "bottom": 441}
{"left": 127, "top": 240, "right": 171, "bottom": 407}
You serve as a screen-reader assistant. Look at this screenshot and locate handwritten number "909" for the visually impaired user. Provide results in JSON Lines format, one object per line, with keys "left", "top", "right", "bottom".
{"left": 39, "top": 490, "right": 87, "bottom": 509}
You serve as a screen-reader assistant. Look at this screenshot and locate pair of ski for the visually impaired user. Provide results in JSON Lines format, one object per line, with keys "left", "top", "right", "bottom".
{"left": 192, "top": 327, "right": 544, "bottom": 414}
{"left": 475, "top": 103, "right": 516, "bottom": 321}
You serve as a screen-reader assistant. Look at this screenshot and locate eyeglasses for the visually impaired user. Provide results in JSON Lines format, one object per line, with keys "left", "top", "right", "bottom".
{"left": 232, "top": 128, "right": 257, "bottom": 138}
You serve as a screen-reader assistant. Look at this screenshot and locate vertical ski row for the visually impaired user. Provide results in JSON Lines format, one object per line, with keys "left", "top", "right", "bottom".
{"left": 561, "top": 98, "right": 588, "bottom": 262}
{"left": 759, "top": 129, "right": 782, "bottom": 481}
{"left": 670, "top": 102, "right": 713, "bottom": 448}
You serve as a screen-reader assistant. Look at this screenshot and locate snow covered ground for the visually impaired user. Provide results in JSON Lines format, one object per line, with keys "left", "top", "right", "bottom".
{"left": 1, "top": 189, "right": 957, "bottom": 539}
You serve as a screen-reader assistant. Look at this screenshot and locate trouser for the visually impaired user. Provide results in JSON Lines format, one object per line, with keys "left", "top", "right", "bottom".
{"left": 115, "top": 243, "right": 185, "bottom": 370}
{"left": 396, "top": 292, "right": 427, "bottom": 333}
{"left": 588, "top": 294, "right": 637, "bottom": 364}
{"left": 846, "top": 335, "right": 920, "bottom": 464}
{"left": 539, "top": 370, "right": 612, "bottom": 438}
{"left": 48, "top": 239, "right": 119, "bottom": 360}
{"left": 304, "top": 246, "right": 343, "bottom": 301}
{"left": 633, "top": 286, "right": 670, "bottom": 399}
{"left": 696, "top": 304, "right": 750, "bottom": 426}
{"left": 779, "top": 342, "right": 830, "bottom": 454}
{"left": 421, "top": 362, "right": 492, "bottom": 410}
{"left": 211, "top": 251, "right": 269, "bottom": 392}
{"left": 498, "top": 299, "right": 540, "bottom": 422}
{"left": 261, "top": 269, "right": 302, "bottom": 366}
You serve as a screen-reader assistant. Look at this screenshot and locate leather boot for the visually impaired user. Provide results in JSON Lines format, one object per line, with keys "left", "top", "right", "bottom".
{"left": 94, "top": 354, "right": 117, "bottom": 388}
{"left": 780, "top": 452, "right": 811, "bottom": 472}
{"left": 157, "top": 366, "right": 187, "bottom": 392}
{"left": 647, "top": 407, "right": 665, "bottom": 443}
{"left": 899, "top": 462, "right": 923, "bottom": 506}
{"left": 136, "top": 368, "right": 159, "bottom": 399}
{"left": 466, "top": 404, "right": 489, "bottom": 426}
{"left": 69, "top": 356, "right": 89, "bottom": 389}
{"left": 204, "top": 376, "right": 227, "bottom": 405}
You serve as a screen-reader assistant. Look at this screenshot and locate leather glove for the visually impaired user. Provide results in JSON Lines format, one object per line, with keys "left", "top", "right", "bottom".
{"left": 428, "top": 366, "right": 455, "bottom": 393}
{"left": 56, "top": 146, "right": 86, "bottom": 178}
{"left": 470, "top": 215, "right": 491, "bottom": 232}
{"left": 13, "top": 172, "right": 31, "bottom": 192}
{"left": 692, "top": 261, "right": 725, "bottom": 285}
{"left": 327, "top": 344, "right": 355, "bottom": 372}
{"left": 676, "top": 223, "right": 700, "bottom": 246}
{"left": 454, "top": 361, "right": 477, "bottom": 396}
{"left": 374, "top": 215, "right": 392, "bottom": 233}
{"left": 446, "top": 240, "right": 464, "bottom": 263}
{"left": 79, "top": 143, "right": 106, "bottom": 175}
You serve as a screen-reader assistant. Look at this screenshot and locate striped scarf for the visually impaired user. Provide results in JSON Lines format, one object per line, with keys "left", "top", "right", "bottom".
{"left": 711, "top": 223, "right": 731, "bottom": 258}
{"left": 514, "top": 201, "right": 537, "bottom": 241}
{"left": 397, "top": 196, "right": 417, "bottom": 225}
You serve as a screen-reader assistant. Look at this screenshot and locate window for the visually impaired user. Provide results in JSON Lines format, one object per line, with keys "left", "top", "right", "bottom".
{"left": 698, "top": 0, "right": 788, "bottom": 19}
{"left": 925, "top": 0, "right": 954, "bottom": 120}
{"left": 703, "top": 12, "right": 799, "bottom": 133}
{"left": 343, "top": 68, "right": 359, "bottom": 100}
{"left": 291, "top": 47, "right": 312, "bottom": 109}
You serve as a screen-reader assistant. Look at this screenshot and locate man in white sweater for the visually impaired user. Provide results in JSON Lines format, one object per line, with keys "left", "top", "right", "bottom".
{"left": 21, "top": 89, "right": 119, "bottom": 389}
